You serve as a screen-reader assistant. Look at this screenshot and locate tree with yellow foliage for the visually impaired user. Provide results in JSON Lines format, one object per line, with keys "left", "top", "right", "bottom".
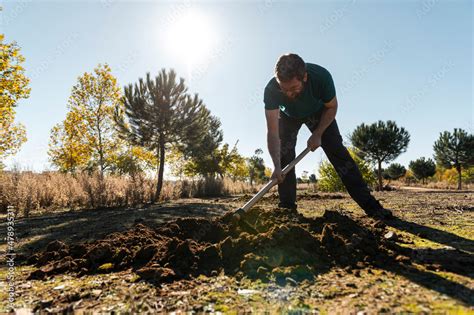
{"left": 48, "top": 64, "right": 124, "bottom": 176}
{"left": 48, "top": 107, "right": 92, "bottom": 173}
{"left": 0, "top": 34, "right": 30, "bottom": 166}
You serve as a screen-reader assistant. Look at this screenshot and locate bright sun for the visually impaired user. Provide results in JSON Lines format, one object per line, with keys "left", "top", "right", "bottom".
{"left": 166, "top": 10, "right": 217, "bottom": 68}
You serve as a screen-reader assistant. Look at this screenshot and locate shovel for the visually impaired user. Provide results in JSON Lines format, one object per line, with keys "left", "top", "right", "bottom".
{"left": 230, "top": 147, "right": 312, "bottom": 232}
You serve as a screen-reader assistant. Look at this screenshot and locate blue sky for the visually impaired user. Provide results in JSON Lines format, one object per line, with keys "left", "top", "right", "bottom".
{"left": 2, "top": 0, "right": 473, "bottom": 178}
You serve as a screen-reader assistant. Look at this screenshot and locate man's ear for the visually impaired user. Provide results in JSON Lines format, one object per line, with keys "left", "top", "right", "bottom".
{"left": 303, "top": 72, "right": 308, "bottom": 82}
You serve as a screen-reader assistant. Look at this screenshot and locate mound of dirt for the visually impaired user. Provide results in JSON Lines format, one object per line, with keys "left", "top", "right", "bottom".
{"left": 233, "top": 192, "right": 345, "bottom": 203}
{"left": 26, "top": 207, "right": 404, "bottom": 285}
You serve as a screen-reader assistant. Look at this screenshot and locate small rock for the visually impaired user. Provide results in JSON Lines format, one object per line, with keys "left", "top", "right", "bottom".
{"left": 384, "top": 231, "right": 397, "bottom": 241}
{"left": 53, "top": 284, "right": 65, "bottom": 290}
{"left": 46, "top": 240, "right": 67, "bottom": 252}
{"left": 92, "top": 289, "right": 102, "bottom": 296}
{"left": 237, "top": 289, "right": 259, "bottom": 295}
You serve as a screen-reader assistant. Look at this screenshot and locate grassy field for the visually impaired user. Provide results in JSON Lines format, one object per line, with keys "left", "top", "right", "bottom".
{"left": 1, "top": 188, "right": 473, "bottom": 313}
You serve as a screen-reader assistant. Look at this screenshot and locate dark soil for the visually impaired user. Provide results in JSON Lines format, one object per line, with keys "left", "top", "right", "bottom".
{"left": 25, "top": 206, "right": 417, "bottom": 287}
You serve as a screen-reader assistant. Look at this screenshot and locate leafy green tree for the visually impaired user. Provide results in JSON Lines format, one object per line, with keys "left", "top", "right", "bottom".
{"left": 380, "top": 168, "right": 391, "bottom": 180}
{"left": 114, "top": 69, "right": 215, "bottom": 201}
{"left": 350, "top": 120, "right": 410, "bottom": 191}
{"left": 409, "top": 157, "right": 436, "bottom": 184}
{"left": 248, "top": 149, "right": 266, "bottom": 186}
{"left": 108, "top": 145, "right": 157, "bottom": 176}
{"left": 318, "top": 147, "right": 376, "bottom": 192}
{"left": 183, "top": 140, "right": 246, "bottom": 180}
{"left": 433, "top": 128, "right": 474, "bottom": 190}
{"left": 228, "top": 150, "right": 249, "bottom": 182}
{"left": 215, "top": 142, "right": 246, "bottom": 179}
{"left": 0, "top": 34, "right": 30, "bottom": 165}
{"left": 179, "top": 116, "right": 224, "bottom": 178}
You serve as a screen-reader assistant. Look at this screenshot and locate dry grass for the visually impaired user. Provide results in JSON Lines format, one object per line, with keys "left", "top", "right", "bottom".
{"left": 0, "top": 171, "right": 257, "bottom": 218}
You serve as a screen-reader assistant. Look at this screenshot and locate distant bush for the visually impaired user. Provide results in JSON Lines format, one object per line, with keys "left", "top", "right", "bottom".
{"left": 318, "top": 148, "right": 376, "bottom": 192}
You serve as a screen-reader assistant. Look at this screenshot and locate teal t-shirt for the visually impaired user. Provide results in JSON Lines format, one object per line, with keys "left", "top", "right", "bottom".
{"left": 263, "top": 63, "right": 336, "bottom": 118}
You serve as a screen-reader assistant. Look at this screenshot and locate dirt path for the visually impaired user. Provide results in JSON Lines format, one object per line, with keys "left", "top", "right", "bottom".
{"left": 397, "top": 186, "right": 473, "bottom": 193}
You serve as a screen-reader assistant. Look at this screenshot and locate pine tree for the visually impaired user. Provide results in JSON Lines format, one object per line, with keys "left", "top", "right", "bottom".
{"left": 350, "top": 120, "right": 410, "bottom": 191}
{"left": 385, "top": 163, "right": 406, "bottom": 181}
{"left": 433, "top": 128, "right": 474, "bottom": 190}
{"left": 409, "top": 157, "right": 436, "bottom": 184}
{"left": 114, "top": 69, "right": 215, "bottom": 201}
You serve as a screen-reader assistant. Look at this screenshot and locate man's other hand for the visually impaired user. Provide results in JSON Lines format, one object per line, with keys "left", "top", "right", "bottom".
{"left": 307, "top": 133, "right": 322, "bottom": 151}
{"left": 271, "top": 167, "right": 285, "bottom": 184}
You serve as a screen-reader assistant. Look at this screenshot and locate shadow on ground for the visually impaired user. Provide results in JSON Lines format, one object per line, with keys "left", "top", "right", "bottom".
{"left": 0, "top": 201, "right": 230, "bottom": 256}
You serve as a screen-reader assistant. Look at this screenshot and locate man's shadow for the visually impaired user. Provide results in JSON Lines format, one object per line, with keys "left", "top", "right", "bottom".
{"left": 386, "top": 216, "right": 474, "bottom": 254}
{"left": 371, "top": 215, "right": 474, "bottom": 305}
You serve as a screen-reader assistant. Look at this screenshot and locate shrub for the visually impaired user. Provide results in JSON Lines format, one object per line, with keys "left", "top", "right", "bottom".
{"left": 318, "top": 147, "right": 376, "bottom": 192}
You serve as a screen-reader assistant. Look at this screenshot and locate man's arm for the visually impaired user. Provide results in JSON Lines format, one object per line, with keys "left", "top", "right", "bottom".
{"left": 307, "top": 96, "right": 338, "bottom": 151}
{"left": 265, "top": 109, "right": 284, "bottom": 183}
{"left": 265, "top": 109, "right": 281, "bottom": 169}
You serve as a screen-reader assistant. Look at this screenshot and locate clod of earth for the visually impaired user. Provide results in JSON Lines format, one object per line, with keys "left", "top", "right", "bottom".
{"left": 26, "top": 207, "right": 414, "bottom": 285}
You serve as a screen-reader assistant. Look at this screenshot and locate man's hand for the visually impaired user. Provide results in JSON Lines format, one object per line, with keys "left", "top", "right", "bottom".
{"left": 271, "top": 167, "right": 285, "bottom": 184}
{"left": 307, "top": 133, "right": 322, "bottom": 151}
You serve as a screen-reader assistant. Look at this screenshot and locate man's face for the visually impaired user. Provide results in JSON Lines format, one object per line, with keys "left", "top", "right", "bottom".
{"left": 277, "top": 72, "right": 307, "bottom": 101}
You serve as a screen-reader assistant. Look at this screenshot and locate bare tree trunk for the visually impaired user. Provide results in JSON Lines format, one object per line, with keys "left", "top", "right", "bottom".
{"left": 154, "top": 137, "right": 166, "bottom": 202}
{"left": 96, "top": 113, "right": 105, "bottom": 180}
{"left": 457, "top": 165, "right": 462, "bottom": 190}
{"left": 377, "top": 160, "right": 383, "bottom": 191}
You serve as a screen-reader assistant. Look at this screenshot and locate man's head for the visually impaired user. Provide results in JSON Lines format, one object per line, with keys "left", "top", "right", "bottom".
{"left": 274, "top": 53, "right": 307, "bottom": 101}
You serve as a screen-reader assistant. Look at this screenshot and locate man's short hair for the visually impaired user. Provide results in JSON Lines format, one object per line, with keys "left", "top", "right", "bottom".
{"left": 274, "top": 53, "right": 306, "bottom": 82}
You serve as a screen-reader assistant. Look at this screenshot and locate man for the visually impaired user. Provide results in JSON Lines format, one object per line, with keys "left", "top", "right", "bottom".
{"left": 263, "top": 53, "right": 393, "bottom": 219}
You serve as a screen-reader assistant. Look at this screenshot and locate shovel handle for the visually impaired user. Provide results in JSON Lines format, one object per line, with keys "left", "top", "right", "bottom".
{"left": 236, "top": 147, "right": 312, "bottom": 216}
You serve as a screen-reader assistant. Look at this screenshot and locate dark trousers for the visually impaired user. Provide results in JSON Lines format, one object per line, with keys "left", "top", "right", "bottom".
{"left": 278, "top": 109, "right": 377, "bottom": 210}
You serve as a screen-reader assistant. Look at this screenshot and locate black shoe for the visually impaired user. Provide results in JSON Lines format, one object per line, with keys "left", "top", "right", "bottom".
{"left": 278, "top": 202, "right": 298, "bottom": 214}
{"left": 278, "top": 202, "right": 297, "bottom": 209}
{"left": 363, "top": 200, "right": 394, "bottom": 220}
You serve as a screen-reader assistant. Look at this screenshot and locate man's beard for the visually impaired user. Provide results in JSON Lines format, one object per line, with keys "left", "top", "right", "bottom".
{"left": 286, "top": 91, "right": 302, "bottom": 101}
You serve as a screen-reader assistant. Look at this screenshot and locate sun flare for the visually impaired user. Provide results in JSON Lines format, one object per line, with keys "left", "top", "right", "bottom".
{"left": 165, "top": 10, "right": 217, "bottom": 67}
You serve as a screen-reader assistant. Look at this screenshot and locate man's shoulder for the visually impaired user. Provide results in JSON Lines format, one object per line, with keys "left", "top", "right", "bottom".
{"left": 306, "top": 62, "right": 331, "bottom": 79}
{"left": 306, "top": 62, "right": 336, "bottom": 102}
{"left": 263, "top": 77, "right": 282, "bottom": 109}
{"left": 264, "top": 76, "right": 279, "bottom": 92}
